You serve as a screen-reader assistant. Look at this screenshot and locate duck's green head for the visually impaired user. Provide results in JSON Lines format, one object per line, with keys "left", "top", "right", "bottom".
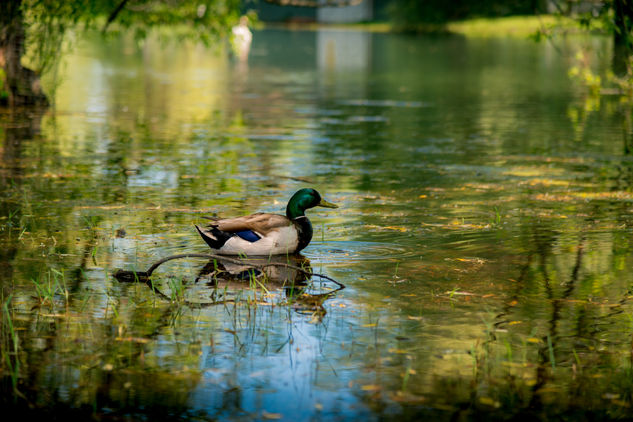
{"left": 286, "top": 188, "right": 338, "bottom": 219}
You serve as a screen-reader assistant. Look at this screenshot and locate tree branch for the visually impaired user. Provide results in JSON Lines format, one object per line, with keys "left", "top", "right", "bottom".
{"left": 102, "top": 0, "right": 130, "bottom": 32}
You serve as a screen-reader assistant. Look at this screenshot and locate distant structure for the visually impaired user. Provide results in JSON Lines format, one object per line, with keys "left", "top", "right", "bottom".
{"left": 545, "top": 0, "right": 603, "bottom": 14}
{"left": 318, "top": 0, "right": 373, "bottom": 23}
{"left": 245, "top": 0, "right": 388, "bottom": 24}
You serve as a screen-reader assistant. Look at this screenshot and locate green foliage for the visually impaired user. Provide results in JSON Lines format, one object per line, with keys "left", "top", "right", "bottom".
{"left": 22, "top": 1, "right": 91, "bottom": 74}
{"left": 0, "top": 68, "right": 7, "bottom": 104}
{"left": 95, "top": 0, "right": 242, "bottom": 44}
{"left": 387, "top": 0, "right": 548, "bottom": 32}
{"left": 17, "top": 0, "right": 243, "bottom": 99}
{"left": 449, "top": 15, "right": 568, "bottom": 38}
{"left": 31, "top": 269, "right": 69, "bottom": 306}
{"left": 22, "top": 0, "right": 242, "bottom": 35}
{"left": 534, "top": 2, "right": 633, "bottom": 102}
{"left": 568, "top": 47, "right": 633, "bottom": 103}
{"left": 548, "top": 1, "right": 633, "bottom": 54}
{"left": 568, "top": 51, "right": 603, "bottom": 96}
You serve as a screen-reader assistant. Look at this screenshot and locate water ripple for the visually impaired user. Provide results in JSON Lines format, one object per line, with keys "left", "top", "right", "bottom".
{"left": 305, "top": 241, "right": 415, "bottom": 264}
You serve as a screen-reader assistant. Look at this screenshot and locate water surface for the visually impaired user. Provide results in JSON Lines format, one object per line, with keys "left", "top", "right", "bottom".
{"left": 2, "top": 28, "right": 633, "bottom": 420}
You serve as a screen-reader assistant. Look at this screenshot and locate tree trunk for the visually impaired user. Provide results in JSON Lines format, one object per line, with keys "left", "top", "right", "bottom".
{"left": 0, "top": 0, "right": 48, "bottom": 107}
{"left": 613, "top": 0, "right": 633, "bottom": 76}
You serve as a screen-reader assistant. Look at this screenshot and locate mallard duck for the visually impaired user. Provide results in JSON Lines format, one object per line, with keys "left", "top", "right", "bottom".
{"left": 195, "top": 188, "right": 338, "bottom": 256}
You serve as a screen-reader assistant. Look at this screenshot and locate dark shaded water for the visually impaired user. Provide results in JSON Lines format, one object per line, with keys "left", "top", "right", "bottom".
{"left": 2, "top": 28, "right": 633, "bottom": 420}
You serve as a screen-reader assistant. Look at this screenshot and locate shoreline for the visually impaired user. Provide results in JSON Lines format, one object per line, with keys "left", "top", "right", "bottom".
{"left": 260, "top": 15, "right": 596, "bottom": 38}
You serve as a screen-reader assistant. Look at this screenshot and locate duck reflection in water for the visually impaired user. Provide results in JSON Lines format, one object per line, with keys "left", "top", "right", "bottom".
{"left": 115, "top": 253, "right": 341, "bottom": 321}
{"left": 196, "top": 254, "right": 311, "bottom": 286}
{"left": 196, "top": 254, "right": 337, "bottom": 321}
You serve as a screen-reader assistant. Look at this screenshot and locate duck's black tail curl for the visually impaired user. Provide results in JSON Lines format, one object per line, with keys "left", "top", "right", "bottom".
{"left": 195, "top": 225, "right": 232, "bottom": 250}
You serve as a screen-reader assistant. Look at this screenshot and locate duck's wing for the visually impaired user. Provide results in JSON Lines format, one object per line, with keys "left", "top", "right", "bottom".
{"left": 211, "top": 213, "right": 291, "bottom": 236}
{"left": 196, "top": 213, "right": 299, "bottom": 254}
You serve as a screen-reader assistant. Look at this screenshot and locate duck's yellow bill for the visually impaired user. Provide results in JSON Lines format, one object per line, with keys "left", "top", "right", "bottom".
{"left": 318, "top": 199, "right": 338, "bottom": 209}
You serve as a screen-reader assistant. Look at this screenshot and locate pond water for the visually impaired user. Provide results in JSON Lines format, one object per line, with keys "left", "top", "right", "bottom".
{"left": 2, "top": 28, "right": 633, "bottom": 420}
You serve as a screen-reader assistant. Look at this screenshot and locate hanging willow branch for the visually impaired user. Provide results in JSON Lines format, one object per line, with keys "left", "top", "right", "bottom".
{"left": 263, "top": 0, "right": 363, "bottom": 8}
{"left": 113, "top": 253, "right": 345, "bottom": 290}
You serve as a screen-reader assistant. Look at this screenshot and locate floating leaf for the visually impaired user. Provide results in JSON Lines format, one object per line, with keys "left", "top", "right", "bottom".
{"left": 115, "top": 336, "right": 151, "bottom": 343}
{"left": 249, "top": 371, "right": 265, "bottom": 378}
{"left": 390, "top": 391, "right": 426, "bottom": 404}
{"left": 384, "top": 226, "right": 407, "bottom": 232}
{"left": 446, "top": 291, "right": 475, "bottom": 296}
{"left": 479, "top": 397, "right": 499, "bottom": 407}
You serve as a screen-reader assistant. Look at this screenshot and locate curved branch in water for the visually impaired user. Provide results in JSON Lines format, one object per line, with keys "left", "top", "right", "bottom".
{"left": 113, "top": 253, "right": 345, "bottom": 291}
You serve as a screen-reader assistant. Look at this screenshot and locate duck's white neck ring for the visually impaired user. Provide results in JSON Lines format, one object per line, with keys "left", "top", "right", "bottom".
{"left": 293, "top": 216, "right": 307, "bottom": 220}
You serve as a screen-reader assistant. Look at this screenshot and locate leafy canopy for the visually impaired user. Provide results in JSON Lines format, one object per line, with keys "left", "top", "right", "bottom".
{"left": 21, "top": 0, "right": 243, "bottom": 74}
